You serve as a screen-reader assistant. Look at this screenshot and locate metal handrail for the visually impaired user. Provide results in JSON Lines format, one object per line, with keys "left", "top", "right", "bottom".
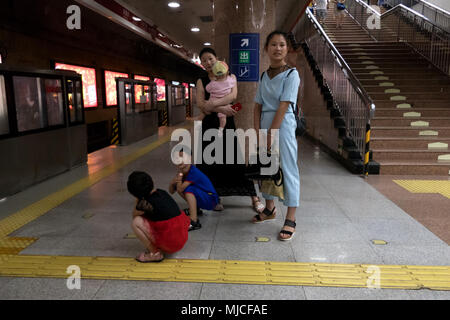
{"left": 385, "top": 0, "right": 450, "bottom": 32}
{"left": 292, "top": 9, "right": 375, "bottom": 168}
{"left": 347, "top": 0, "right": 450, "bottom": 76}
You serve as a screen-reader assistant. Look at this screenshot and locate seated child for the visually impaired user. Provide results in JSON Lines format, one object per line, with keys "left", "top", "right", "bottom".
{"left": 127, "top": 171, "right": 190, "bottom": 263}
{"left": 169, "top": 152, "right": 219, "bottom": 231}
{"left": 196, "top": 60, "right": 237, "bottom": 137}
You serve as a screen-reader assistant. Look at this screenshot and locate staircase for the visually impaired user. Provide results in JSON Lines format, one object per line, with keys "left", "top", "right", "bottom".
{"left": 316, "top": 6, "right": 450, "bottom": 175}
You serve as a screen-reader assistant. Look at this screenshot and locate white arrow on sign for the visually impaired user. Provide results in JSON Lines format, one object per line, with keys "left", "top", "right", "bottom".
{"left": 241, "top": 38, "right": 249, "bottom": 47}
{"left": 239, "top": 66, "right": 249, "bottom": 77}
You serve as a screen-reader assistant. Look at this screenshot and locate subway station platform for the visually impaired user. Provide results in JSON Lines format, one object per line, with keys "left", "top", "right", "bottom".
{"left": 0, "top": 123, "right": 449, "bottom": 300}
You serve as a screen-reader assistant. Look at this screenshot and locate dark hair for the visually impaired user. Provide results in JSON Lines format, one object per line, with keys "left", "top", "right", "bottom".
{"left": 199, "top": 47, "right": 217, "bottom": 59}
{"left": 127, "top": 171, "right": 154, "bottom": 199}
{"left": 264, "top": 30, "right": 291, "bottom": 49}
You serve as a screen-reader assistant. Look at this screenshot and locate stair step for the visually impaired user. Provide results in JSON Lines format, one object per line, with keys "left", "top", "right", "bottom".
{"left": 377, "top": 160, "right": 450, "bottom": 175}
{"left": 370, "top": 93, "right": 450, "bottom": 100}
{"left": 372, "top": 149, "right": 450, "bottom": 161}
{"left": 365, "top": 86, "right": 450, "bottom": 93}
{"left": 374, "top": 108, "right": 450, "bottom": 117}
{"left": 371, "top": 137, "right": 450, "bottom": 149}
{"left": 371, "top": 127, "right": 450, "bottom": 138}
{"left": 371, "top": 117, "right": 450, "bottom": 127}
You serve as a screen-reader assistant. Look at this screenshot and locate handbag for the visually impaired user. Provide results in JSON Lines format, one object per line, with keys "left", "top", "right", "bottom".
{"left": 337, "top": 2, "right": 346, "bottom": 10}
{"left": 244, "top": 151, "right": 284, "bottom": 186}
{"left": 260, "top": 176, "right": 284, "bottom": 200}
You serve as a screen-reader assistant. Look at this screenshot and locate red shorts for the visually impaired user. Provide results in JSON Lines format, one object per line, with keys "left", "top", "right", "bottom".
{"left": 142, "top": 211, "right": 190, "bottom": 254}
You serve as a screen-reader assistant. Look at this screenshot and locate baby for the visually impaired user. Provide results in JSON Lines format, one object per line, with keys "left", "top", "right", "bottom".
{"left": 197, "top": 61, "right": 237, "bottom": 137}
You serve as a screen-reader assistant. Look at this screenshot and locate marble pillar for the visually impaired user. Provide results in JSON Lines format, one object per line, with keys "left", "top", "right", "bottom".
{"left": 213, "top": 0, "right": 276, "bottom": 131}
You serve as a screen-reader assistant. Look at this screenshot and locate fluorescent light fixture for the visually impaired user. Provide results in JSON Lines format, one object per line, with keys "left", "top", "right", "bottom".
{"left": 191, "top": 27, "right": 200, "bottom": 32}
{"left": 172, "top": 81, "right": 180, "bottom": 85}
{"left": 204, "top": 42, "right": 211, "bottom": 46}
{"left": 0, "top": 197, "right": 7, "bottom": 203}
{"left": 190, "top": 83, "right": 195, "bottom": 87}
{"left": 168, "top": 2, "right": 180, "bottom": 8}
{"left": 132, "top": 16, "right": 142, "bottom": 22}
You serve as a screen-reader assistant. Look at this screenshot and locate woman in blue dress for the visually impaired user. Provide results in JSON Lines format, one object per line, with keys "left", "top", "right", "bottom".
{"left": 253, "top": 31, "right": 301, "bottom": 241}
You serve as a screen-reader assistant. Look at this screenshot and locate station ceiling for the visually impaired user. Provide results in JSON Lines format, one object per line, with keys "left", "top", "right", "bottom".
{"left": 119, "top": 0, "right": 305, "bottom": 57}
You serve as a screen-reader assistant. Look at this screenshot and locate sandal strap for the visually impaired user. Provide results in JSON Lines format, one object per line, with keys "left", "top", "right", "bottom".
{"left": 262, "top": 207, "right": 276, "bottom": 216}
{"left": 283, "top": 219, "right": 296, "bottom": 228}
{"left": 279, "top": 230, "right": 293, "bottom": 236}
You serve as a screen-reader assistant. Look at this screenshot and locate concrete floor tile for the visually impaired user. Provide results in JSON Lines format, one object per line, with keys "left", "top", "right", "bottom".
{"left": 303, "top": 286, "right": 414, "bottom": 300}
{"left": 353, "top": 218, "right": 446, "bottom": 245}
{"left": 168, "top": 240, "right": 213, "bottom": 260}
{"left": 291, "top": 242, "right": 383, "bottom": 265}
{"left": 293, "top": 217, "right": 366, "bottom": 243}
{"left": 200, "top": 283, "right": 307, "bottom": 300}
{"left": 406, "top": 290, "right": 450, "bottom": 300}
{"left": 0, "top": 277, "right": 105, "bottom": 300}
{"left": 93, "top": 280, "right": 203, "bottom": 300}
{"left": 371, "top": 244, "right": 450, "bottom": 266}
{"left": 210, "top": 241, "right": 296, "bottom": 262}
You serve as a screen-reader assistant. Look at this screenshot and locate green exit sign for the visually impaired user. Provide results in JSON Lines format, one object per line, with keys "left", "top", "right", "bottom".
{"left": 239, "top": 51, "right": 250, "bottom": 64}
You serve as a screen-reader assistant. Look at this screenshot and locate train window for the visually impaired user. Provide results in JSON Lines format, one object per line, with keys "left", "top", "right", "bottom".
{"left": 0, "top": 75, "right": 9, "bottom": 135}
{"left": 67, "top": 80, "right": 76, "bottom": 123}
{"left": 125, "top": 83, "right": 133, "bottom": 114}
{"left": 174, "top": 87, "right": 185, "bottom": 106}
{"left": 13, "top": 76, "right": 45, "bottom": 132}
{"left": 134, "top": 84, "right": 151, "bottom": 113}
{"left": 44, "top": 79, "right": 64, "bottom": 126}
{"left": 75, "top": 80, "right": 83, "bottom": 122}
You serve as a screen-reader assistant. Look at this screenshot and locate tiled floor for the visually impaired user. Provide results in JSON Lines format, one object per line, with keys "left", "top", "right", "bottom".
{"left": 0, "top": 124, "right": 449, "bottom": 299}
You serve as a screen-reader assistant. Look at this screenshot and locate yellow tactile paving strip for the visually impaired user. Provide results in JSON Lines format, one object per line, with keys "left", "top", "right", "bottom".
{"left": 394, "top": 180, "right": 450, "bottom": 199}
{"left": 0, "top": 124, "right": 449, "bottom": 291}
{"left": 0, "top": 255, "right": 449, "bottom": 290}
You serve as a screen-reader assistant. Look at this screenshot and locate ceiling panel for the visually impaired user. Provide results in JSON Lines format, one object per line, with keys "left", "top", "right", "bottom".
{"left": 118, "top": 0, "right": 303, "bottom": 56}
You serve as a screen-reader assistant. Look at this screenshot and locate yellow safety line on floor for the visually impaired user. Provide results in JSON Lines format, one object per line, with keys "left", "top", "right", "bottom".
{"left": 0, "top": 125, "right": 190, "bottom": 239}
{"left": 0, "top": 255, "right": 449, "bottom": 290}
{"left": 394, "top": 180, "right": 450, "bottom": 199}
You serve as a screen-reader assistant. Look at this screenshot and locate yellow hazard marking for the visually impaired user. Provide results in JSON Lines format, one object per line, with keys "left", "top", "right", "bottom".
{"left": 404, "top": 112, "right": 421, "bottom": 118}
{"left": 385, "top": 88, "right": 401, "bottom": 94}
{"left": 397, "top": 103, "right": 411, "bottom": 109}
{"left": 419, "top": 130, "right": 438, "bottom": 136}
{"left": 394, "top": 180, "right": 450, "bottom": 199}
{"left": 411, "top": 121, "right": 429, "bottom": 127}
{"left": 0, "top": 255, "right": 448, "bottom": 290}
{"left": 428, "top": 142, "right": 448, "bottom": 150}
{"left": 379, "top": 82, "right": 395, "bottom": 87}
{"left": 391, "top": 96, "right": 407, "bottom": 101}
{"left": 375, "top": 76, "right": 389, "bottom": 80}
{"left": 370, "top": 71, "right": 384, "bottom": 75}
{"left": 438, "top": 154, "right": 450, "bottom": 161}
{"left": 371, "top": 240, "right": 388, "bottom": 245}
{"left": 255, "top": 237, "right": 270, "bottom": 242}
{"left": 124, "top": 233, "right": 137, "bottom": 239}
{"left": 366, "top": 65, "right": 379, "bottom": 70}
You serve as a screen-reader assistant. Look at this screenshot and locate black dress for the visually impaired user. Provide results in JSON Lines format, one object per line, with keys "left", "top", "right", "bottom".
{"left": 196, "top": 75, "right": 256, "bottom": 197}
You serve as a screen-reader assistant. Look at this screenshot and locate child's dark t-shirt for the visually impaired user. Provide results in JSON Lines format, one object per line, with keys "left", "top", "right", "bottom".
{"left": 144, "top": 189, "right": 181, "bottom": 221}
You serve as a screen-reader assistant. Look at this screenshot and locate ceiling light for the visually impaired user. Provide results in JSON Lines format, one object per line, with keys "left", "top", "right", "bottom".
{"left": 168, "top": 2, "right": 180, "bottom": 8}
{"left": 132, "top": 16, "right": 142, "bottom": 22}
{"left": 191, "top": 27, "right": 200, "bottom": 32}
{"left": 204, "top": 42, "right": 211, "bottom": 46}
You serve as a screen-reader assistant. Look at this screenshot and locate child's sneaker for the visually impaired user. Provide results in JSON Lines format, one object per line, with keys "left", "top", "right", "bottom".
{"left": 189, "top": 219, "right": 202, "bottom": 231}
